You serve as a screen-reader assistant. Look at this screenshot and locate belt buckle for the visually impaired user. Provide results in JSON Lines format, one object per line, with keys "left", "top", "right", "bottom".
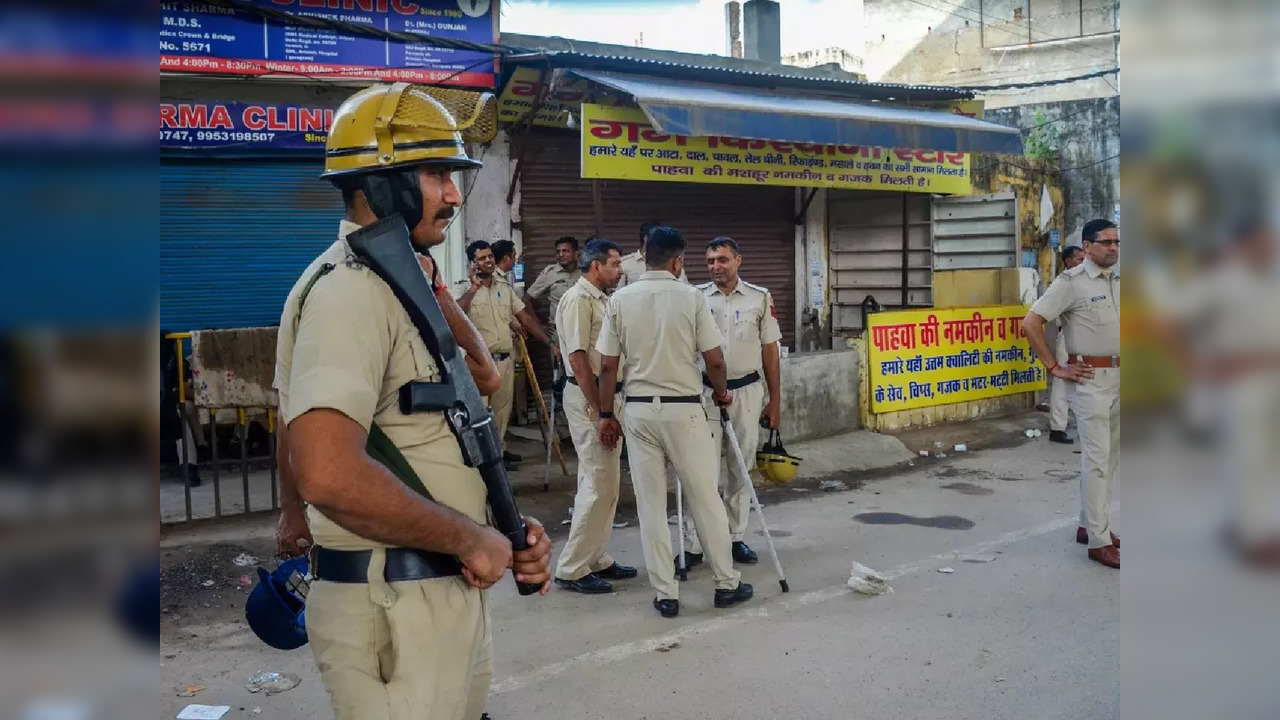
{"left": 651, "top": 396, "right": 660, "bottom": 410}
{"left": 1110, "top": 355, "right": 1119, "bottom": 368}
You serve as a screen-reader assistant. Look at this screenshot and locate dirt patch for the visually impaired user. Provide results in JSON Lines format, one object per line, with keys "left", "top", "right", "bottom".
{"left": 161, "top": 539, "right": 281, "bottom": 640}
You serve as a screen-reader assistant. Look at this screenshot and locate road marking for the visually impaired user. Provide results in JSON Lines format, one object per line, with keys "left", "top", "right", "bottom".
{"left": 490, "top": 514, "right": 1078, "bottom": 695}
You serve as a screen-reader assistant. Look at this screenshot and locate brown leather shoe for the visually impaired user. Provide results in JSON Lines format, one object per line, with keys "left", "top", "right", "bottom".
{"left": 1088, "top": 544, "right": 1120, "bottom": 569}
{"left": 1077, "top": 527, "right": 1119, "bottom": 548}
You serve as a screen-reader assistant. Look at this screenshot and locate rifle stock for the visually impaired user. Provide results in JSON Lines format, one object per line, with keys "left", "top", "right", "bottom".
{"left": 347, "top": 216, "right": 540, "bottom": 596}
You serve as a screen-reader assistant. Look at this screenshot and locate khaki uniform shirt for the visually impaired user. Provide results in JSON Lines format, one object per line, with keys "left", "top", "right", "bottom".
{"left": 273, "top": 221, "right": 487, "bottom": 550}
{"left": 597, "top": 270, "right": 722, "bottom": 397}
{"left": 1030, "top": 257, "right": 1120, "bottom": 357}
{"left": 526, "top": 263, "right": 580, "bottom": 325}
{"left": 617, "top": 250, "right": 687, "bottom": 288}
{"left": 697, "top": 279, "right": 783, "bottom": 379}
{"left": 451, "top": 276, "right": 521, "bottom": 354}
{"left": 556, "top": 276, "right": 620, "bottom": 381}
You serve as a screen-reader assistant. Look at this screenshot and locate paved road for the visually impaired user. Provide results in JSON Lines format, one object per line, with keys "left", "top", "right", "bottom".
{"left": 161, "top": 436, "right": 1119, "bottom": 720}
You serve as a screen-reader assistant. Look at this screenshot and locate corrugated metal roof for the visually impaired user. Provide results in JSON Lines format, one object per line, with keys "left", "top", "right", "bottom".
{"left": 570, "top": 70, "right": 1022, "bottom": 154}
{"left": 500, "top": 34, "right": 973, "bottom": 102}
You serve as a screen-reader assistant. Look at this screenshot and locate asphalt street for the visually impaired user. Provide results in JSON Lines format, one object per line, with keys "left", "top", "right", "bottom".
{"left": 161, "top": 435, "right": 1118, "bottom": 720}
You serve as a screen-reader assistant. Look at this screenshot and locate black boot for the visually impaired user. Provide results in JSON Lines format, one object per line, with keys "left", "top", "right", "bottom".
{"left": 1048, "top": 430, "right": 1074, "bottom": 445}
{"left": 731, "top": 541, "right": 759, "bottom": 564}
{"left": 554, "top": 574, "right": 613, "bottom": 594}
{"left": 653, "top": 597, "right": 679, "bottom": 618}
{"left": 714, "top": 582, "right": 754, "bottom": 608}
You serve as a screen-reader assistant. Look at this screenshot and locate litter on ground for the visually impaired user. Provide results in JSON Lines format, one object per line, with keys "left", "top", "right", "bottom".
{"left": 847, "top": 561, "right": 893, "bottom": 595}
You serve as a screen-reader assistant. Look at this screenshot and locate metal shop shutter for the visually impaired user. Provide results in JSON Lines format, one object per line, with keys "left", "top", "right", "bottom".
{"left": 519, "top": 129, "right": 797, "bottom": 348}
{"left": 160, "top": 158, "right": 344, "bottom": 333}
{"left": 931, "top": 191, "right": 1019, "bottom": 270}
{"left": 828, "top": 190, "right": 932, "bottom": 334}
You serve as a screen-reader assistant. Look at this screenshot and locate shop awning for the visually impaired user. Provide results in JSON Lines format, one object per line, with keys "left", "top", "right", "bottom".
{"left": 566, "top": 70, "right": 1023, "bottom": 155}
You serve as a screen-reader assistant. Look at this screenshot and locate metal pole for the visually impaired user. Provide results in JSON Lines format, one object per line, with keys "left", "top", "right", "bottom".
{"left": 720, "top": 409, "right": 789, "bottom": 592}
{"left": 901, "top": 193, "right": 910, "bottom": 308}
{"left": 239, "top": 408, "right": 250, "bottom": 514}
{"left": 211, "top": 414, "right": 221, "bottom": 519}
{"left": 675, "top": 476, "right": 688, "bottom": 582}
{"left": 591, "top": 180, "right": 605, "bottom": 238}
{"left": 268, "top": 408, "right": 278, "bottom": 510}
{"left": 180, "top": 405, "right": 192, "bottom": 522}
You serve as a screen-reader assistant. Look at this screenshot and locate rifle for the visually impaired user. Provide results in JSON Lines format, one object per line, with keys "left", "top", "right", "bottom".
{"left": 347, "top": 216, "right": 540, "bottom": 596}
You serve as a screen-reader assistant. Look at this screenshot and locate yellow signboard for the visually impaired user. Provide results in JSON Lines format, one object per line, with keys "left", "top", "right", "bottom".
{"left": 497, "top": 67, "right": 630, "bottom": 128}
{"left": 867, "top": 306, "right": 1047, "bottom": 413}
{"left": 580, "top": 104, "right": 973, "bottom": 194}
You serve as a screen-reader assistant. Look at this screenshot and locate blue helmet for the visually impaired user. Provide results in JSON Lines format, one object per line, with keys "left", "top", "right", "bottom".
{"left": 245, "top": 556, "right": 310, "bottom": 650}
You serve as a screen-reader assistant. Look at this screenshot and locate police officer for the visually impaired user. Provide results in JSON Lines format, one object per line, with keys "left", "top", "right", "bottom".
{"left": 618, "top": 221, "right": 687, "bottom": 288}
{"left": 273, "top": 83, "right": 552, "bottom": 720}
{"left": 526, "top": 235, "right": 582, "bottom": 326}
{"left": 454, "top": 240, "right": 551, "bottom": 468}
{"left": 681, "top": 237, "right": 782, "bottom": 567}
{"left": 1047, "top": 245, "right": 1085, "bottom": 444}
{"left": 490, "top": 239, "right": 520, "bottom": 292}
{"left": 1024, "top": 219, "right": 1121, "bottom": 569}
{"left": 552, "top": 238, "right": 640, "bottom": 594}
{"left": 596, "top": 226, "right": 753, "bottom": 617}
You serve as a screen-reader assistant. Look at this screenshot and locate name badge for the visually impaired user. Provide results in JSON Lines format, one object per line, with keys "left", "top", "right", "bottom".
{"left": 1089, "top": 295, "right": 1107, "bottom": 303}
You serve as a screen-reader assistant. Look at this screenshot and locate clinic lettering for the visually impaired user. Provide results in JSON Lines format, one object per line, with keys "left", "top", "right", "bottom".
{"left": 160, "top": 102, "right": 334, "bottom": 133}
{"left": 267, "top": 0, "right": 426, "bottom": 15}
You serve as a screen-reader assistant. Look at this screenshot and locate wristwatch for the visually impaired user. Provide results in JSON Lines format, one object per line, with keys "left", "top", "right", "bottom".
{"left": 599, "top": 411, "right": 615, "bottom": 419}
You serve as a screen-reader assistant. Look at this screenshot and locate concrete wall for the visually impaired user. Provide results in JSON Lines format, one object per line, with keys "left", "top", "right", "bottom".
{"left": 985, "top": 96, "right": 1120, "bottom": 243}
{"left": 933, "top": 268, "right": 1023, "bottom": 307}
{"left": 860, "top": 0, "right": 1119, "bottom": 109}
{"left": 777, "top": 349, "right": 860, "bottom": 441}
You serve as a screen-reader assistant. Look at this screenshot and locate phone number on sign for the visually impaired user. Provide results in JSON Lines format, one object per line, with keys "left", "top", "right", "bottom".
{"left": 184, "top": 130, "right": 278, "bottom": 142}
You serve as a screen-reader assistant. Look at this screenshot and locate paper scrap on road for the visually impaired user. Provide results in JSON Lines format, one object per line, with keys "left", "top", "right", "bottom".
{"left": 819, "top": 479, "right": 848, "bottom": 492}
{"left": 937, "top": 567, "right": 955, "bottom": 574}
{"left": 847, "top": 561, "right": 893, "bottom": 595}
{"left": 245, "top": 672, "right": 301, "bottom": 695}
{"left": 177, "top": 706, "right": 230, "bottom": 720}
{"left": 177, "top": 685, "right": 205, "bottom": 697}
{"left": 232, "top": 553, "right": 258, "bottom": 567}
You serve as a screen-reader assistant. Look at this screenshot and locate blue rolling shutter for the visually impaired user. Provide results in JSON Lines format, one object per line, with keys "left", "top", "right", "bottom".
{"left": 160, "top": 158, "right": 344, "bottom": 332}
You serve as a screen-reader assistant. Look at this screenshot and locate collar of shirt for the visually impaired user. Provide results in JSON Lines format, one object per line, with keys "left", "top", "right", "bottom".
{"left": 639, "top": 270, "right": 677, "bottom": 281}
{"left": 574, "top": 275, "right": 606, "bottom": 299}
{"left": 338, "top": 219, "right": 363, "bottom": 239}
{"left": 704, "top": 280, "right": 745, "bottom": 297}
{"left": 1083, "top": 256, "right": 1119, "bottom": 279}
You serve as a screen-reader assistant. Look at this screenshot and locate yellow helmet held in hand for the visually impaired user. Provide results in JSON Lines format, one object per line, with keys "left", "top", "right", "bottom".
{"left": 756, "top": 429, "right": 801, "bottom": 485}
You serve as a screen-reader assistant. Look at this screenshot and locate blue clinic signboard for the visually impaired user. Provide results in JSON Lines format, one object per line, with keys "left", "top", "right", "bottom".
{"left": 159, "top": 0, "right": 497, "bottom": 87}
{"left": 161, "top": 101, "right": 335, "bottom": 151}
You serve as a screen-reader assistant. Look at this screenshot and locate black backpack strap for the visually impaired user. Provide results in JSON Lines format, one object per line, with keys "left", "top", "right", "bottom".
{"left": 291, "top": 260, "right": 435, "bottom": 502}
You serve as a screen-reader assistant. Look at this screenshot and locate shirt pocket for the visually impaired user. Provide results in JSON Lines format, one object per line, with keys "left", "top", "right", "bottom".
{"left": 1081, "top": 295, "right": 1119, "bottom": 328}
{"left": 734, "top": 308, "right": 761, "bottom": 341}
{"left": 403, "top": 326, "right": 442, "bottom": 383}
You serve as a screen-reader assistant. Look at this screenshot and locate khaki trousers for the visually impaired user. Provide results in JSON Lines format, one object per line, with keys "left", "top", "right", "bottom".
{"left": 307, "top": 572, "right": 491, "bottom": 720}
{"left": 491, "top": 356, "right": 514, "bottom": 451}
{"left": 623, "top": 399, "right": 741, "bottom": 600}
{"left": 1068, "top": 367, "right": 1120, "bottom": 548}
{"left": 687, "top": 381, "right": 765, "bottom": 553}
{"left": 555, "top": 383, "right": 624, "bottom": 581}
{"left": 1049, "top": 333, "right": 1071, "bottom": 433}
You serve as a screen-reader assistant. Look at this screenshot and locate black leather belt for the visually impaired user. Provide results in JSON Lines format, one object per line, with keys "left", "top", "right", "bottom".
{"left": 492, "top": 352, "right": 511, "bottom": 361}
{"left": 311, "top": 546, "right": 463, "bottom": 584}
{"left": 625, "top": 395, "right": 701, "bottom": 404}
{"left": 565, "top": 375, "right": 599, "bottom": 387}
{"left": 702, "top": 371, "right": 760, "bottom": 391}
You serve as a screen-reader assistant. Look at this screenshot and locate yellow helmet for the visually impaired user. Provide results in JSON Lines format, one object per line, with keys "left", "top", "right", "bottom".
{"left": 321, "top": 82, "right": 495, "bottom": 179}
{"left": 756, "top": 429, "right": 801, "bottom": 485}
